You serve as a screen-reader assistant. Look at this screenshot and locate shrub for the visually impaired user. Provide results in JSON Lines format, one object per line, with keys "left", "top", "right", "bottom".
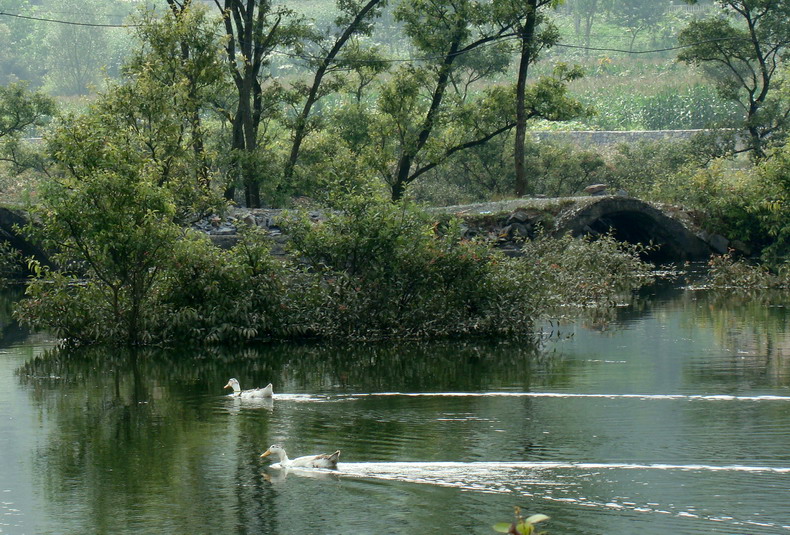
{"left": 601, "top": 133, "right": 733, "bottom": 198}
{"left": 17, "top": 192, "right": 655, "bottom": 346}
{"left": 156, "top": 229, "right": 294, "bottom": 344}
{"left": 285, "top": 194, "right": 507, "bottom": 339}
{"left": 285, "top": 194, "right": 653, "bottom": 339}
{"left": 706, "top": 253, "right": 788, "bottom": 290}
{"left": 646, "top": 146, "right": 789, "bottom": 265}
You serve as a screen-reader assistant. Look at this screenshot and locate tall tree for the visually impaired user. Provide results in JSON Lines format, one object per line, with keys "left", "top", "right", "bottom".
{"left": 128, "top": 1, "right": 226, "bottom": 209}
{"left": 214, "top": 0, "right": 307, "bottom": 207}
{"left": 500, "top": 0, "right": 563, "bottom": 197}
{"left": 36, "top": 0, "right": 124, "bottom": 95}
{"left": 384, "top": 0, "right": 517, "bottom": 200}
{"left": 567, "top": 0, "right": 606, "bottom": 54}
{"left": 678, "top": 0, "right": 790, "bottom": 158}
{"left": 282, "top": 0, "right": 387, "bottom": 185}
{"left": 606, "top": 0, "right": 669, "bottom": 52}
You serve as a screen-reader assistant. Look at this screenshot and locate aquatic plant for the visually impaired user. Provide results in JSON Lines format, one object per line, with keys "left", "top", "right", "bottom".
{"left": 493, "top": 506, "right": 549, "bottom": 535}
{"left": 706, "top": 253, "right": 789, "bottom": 291}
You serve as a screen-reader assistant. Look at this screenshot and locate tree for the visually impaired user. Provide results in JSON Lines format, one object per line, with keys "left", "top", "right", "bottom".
{"left": 214, "top": 0, "right": 309, "bottom": 208}
{"left": 678, "top": 0, "right": 790, "bottom": 158}
{"left": 282, "top": 0, "right": 387, "bottom": 185}
{"left": 360, "top": 0, "right": 585, "bottom": 200}
{"left": 498, "top": 0, "right": 566, "bottom": 196}
{"left": 47, "top": 3, "right": 229, "bottom": 222}
{"left": 378, "top": 0, "right": 520, "bottom": 200}
{"left": 35, "top": 0, "right": 126, "bottom": 95}
{"left": 0, "top": 7, "right": 43, "bottom": 86}
{"left": 22, "top": 159, "right": 180, "bottom": 346}
{"left": 606, "top": 0, "right": 669, "bottom": 52}
{"left": 0, "top": 82, "right": 55, "bottom": 174}
{"left": 566, "top": 0, "right": 607, "bottom": 54}
{"left": 127, "top": 1, "right": 226, "bottom": 211}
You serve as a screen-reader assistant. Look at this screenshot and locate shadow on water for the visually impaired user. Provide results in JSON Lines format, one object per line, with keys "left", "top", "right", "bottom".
{"left": 17, "top": 338, "right": 565, "bottom": 397}
{"left": 13, "top": 340, "right": 566, "bottom": 535}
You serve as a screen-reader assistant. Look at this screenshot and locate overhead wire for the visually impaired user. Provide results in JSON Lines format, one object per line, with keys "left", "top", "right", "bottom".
{"left": 0, "top": 9, "right": 780, "bottom": 63}
{"left": 0, "top": 10, "right": 136, "bottom": 28}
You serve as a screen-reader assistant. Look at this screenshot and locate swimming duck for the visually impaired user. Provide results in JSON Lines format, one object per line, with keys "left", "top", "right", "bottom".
{"left": 224, "top": 378, "right": 273, "bottom": 398}
{"left": 260, "top": 444, "right": 340, "bottom": 469}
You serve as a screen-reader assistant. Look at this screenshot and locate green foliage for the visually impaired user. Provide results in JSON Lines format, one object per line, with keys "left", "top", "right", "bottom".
{"left": 45, "top": 4, "right": 228, "bottom": 222}
{"left": 285, "top": 193, "right": 652, "bottom": 339}
{"left": 596, "top": 132, "right": 733, "bottom": 197}
{"left": 17, "top": 186, "right": 654, "bottom": 346}
{"left": 0, "top": 240, "right": 24, "bottom": 282}
{"left": 0, "top": 82, "right": 55, "bottom": 139}
{"left": 410, "top": 136, "right": 607, "bottom": 204}
{"left": 18, "top": 166, "right": 180, "bottom": 345}
{"left": 706, "top": 252, "right": 790, "bottom": 290}
{"left": 0, "top": 82, "right": 56, "bottom": 176}
{"left": 527, "top": 141, "right": 605, "bottom": 196}
{"left": 493, "top": 507, "right": 549, "bottom": 535}
{"left": 579, "top": 83, "right": 741, "bottom": 130}
{"left": 519, "top": 231, "right": 654, "bottom": 313}
{"left": 33, "top": 0, "right": 133, "bottom": 95}
{"left": 156, "top": 228, "right": 297, "bottom": 344}
{"left": 643, "top": 140, "right": 790, "bottom": 265}
{"left": 285, "top": 192, "right": 506, "bottom": 339}
{"left": 605, "top": 0, "right": 668, "bottom": 51}
{"left": 677, "top": 0, "right": 790, "bottom": 157}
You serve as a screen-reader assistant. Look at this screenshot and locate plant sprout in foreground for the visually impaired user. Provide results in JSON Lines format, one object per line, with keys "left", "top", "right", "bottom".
{"left": 493, "top": 506, "right": 550, "bottom": 534}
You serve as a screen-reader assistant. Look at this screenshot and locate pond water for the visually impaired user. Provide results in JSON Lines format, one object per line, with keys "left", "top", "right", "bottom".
{"left": 1, "top": 279, "right": 789, "bottom": 535}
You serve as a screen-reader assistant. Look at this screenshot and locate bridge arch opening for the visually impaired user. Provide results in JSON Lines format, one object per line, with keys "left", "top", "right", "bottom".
{"left": 584, "top": 210, "right": 693, "bottom": 263}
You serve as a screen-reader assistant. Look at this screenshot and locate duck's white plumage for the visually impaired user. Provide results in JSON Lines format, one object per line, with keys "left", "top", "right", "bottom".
{"left": 224, "top": 378, "right": 273, "bottom": 398}
{"left": 260, "top": 444, "right": 340, "bottom": 469}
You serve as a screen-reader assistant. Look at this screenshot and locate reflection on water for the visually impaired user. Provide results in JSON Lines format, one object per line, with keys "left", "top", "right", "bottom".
{"left": 2, "top": 283, "right": 790, "bottom": 534}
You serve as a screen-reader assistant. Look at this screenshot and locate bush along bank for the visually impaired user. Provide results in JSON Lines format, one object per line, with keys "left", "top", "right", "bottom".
{"left": 15, "top": 195, "right": 654, "bottom": 347}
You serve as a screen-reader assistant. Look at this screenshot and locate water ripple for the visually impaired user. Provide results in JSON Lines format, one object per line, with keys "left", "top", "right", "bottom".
{"left": 344, "top": 392, "right": 790, "bottom": 402}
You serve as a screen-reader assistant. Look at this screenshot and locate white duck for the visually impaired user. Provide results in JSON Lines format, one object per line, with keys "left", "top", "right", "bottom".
{"left": 224, "top": 378, "right": 273, "bottom": 398}
{"left": 260, "top": 444, "right": 340, "bottom": 469}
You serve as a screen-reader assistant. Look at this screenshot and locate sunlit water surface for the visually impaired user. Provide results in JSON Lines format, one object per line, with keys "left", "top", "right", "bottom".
{"left": 1, "top": 281, "right": 789, "bottom": 534}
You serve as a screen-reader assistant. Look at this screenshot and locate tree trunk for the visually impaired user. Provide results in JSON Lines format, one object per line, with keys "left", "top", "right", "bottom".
{"left": 216, "top": 0, "right": 269, "bottom": 207}
{"left": 283, "top": 0, "right": 383, "bottom": 184}
{"left": 391, "top": 21, "right": 464, "bottom": 201}
{"left": 514, "top": 0, "right": 538, "bottom": 197}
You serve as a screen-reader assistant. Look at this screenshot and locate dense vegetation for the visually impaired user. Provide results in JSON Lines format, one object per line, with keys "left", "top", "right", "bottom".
{"left": 15, "top": 191, "right": 652, "bottom": 346}
{"left": 0, "top": 0, "right": 788, "bottom": 345}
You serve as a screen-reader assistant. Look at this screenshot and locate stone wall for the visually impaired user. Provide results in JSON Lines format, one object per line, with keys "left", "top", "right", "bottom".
{"left": 531, "top": 129, "right": 709, "bottom": 147}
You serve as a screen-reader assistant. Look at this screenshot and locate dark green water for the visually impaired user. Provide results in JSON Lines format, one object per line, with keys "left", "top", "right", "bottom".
{"left": 1, "top": 282, "right": 789, "bottom": 534}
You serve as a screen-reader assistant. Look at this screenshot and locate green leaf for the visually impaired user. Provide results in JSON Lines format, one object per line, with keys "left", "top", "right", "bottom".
{"left": 515, "top": 521, "right": 533, "bottom": 535}
{"left": 492, "top": 522, "right": 512, "bottom": 533}
{"left": 525, "top": 514, "right": 549, "bottom": 524}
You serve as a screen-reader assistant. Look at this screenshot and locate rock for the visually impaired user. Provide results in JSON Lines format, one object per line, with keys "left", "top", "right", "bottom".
{"left": 730, "top": 239, "right": 752, "bottom": 256}
{"left": 213, "top": 227, "right": 237, "bottom": 236}
{"left": 708, "top": 233, "right": 729, "bottom": 254}
{"left": 506, "top": 209, "right": 530, "bottom": 224}
{"left": 498, "top": 225, "right": 513, "bottom": 240}
{"left": 584, "top": 184, "right": 608, "bottom": 196}
{"left": 242, "top": 213, "right": 256, "bottom": 226}
{"left": 510, "top": 223, "right": 531, "bottom": 238}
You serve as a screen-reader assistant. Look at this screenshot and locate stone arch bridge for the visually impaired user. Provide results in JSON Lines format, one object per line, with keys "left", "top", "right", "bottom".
{"left": 1, "top": 197, "right": 727, "bottom": 268}
{"left": 442, "top": 196, "right": 724, "bottom": 262}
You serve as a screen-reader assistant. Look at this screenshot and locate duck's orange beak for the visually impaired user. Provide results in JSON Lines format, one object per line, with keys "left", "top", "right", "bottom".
{"left": 260, "top": 450, "right": 272, "bottom": 458}
{"left": 224, "top": 383, "right": 232, "bottom": 389}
